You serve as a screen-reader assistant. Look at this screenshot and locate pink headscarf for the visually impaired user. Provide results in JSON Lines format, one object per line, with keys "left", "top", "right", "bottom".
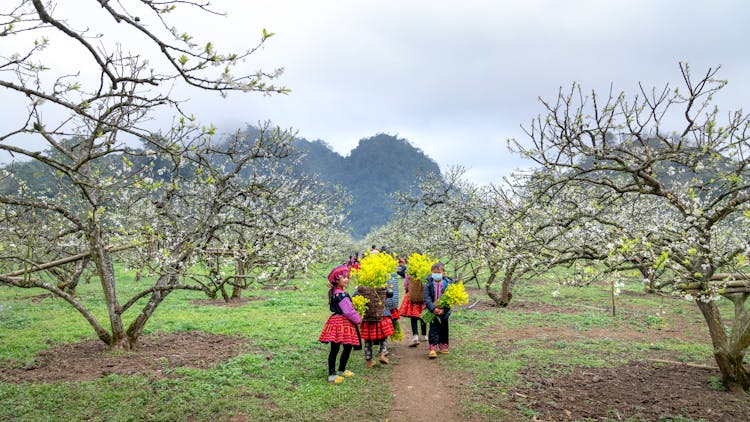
{"left": 327, "top": 265, "right": 350, "bottom": 284}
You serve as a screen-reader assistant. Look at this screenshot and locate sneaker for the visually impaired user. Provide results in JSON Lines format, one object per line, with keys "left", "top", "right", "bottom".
{"left": 327, "top": 374, "right": 344, "bottom": 384}
{"left": 427, "top": 350, "right": 437, "bottom": 359}
{"left": 439, "top": 348, "right": 449, "bottom": 354}
{"left": 409, "top": 335, "right": 420, "bottom": 347}
{"left": 379, "top": 353, "right": 389, "bottom": 365}
{"left": 420, "top": 335, "right": 428, "bottom": 342}
{"left": 365, "top": 360, "right": 377, "bottom": 368}
{"left": 338, "top": 370, "right": 355, "bottom": 377}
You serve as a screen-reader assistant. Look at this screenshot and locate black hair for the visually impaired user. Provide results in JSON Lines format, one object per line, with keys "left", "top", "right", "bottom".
{"left": 327, "top": 275, "right": 343, "bottom": 305}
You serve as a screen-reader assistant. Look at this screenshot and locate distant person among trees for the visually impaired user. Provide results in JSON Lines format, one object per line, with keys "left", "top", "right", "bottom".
{"left": 423, "top": 263, "right": 454, "bottom": 359}
{"left": 319, "top": 266, "right": 362, "bottom": 384}
{"left": 345, "top": 253, "right": 360, "bottom": 269}
{"left": 370, "top": 245, "right": 379, "bottom": 254}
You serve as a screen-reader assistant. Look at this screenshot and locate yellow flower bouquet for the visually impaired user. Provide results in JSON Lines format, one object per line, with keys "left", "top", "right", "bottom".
{"left": 351, "top": 295, "right": 369, "bottom": 318}
{"left": 421, "top": 282, "right": 469, "bottom": 324}
{"left": 351, "top": 252, "right": 398, "bottom": 287}
{"left": 405, "top": 253, "right": 437, "bottom": 281}
{"left": 405, "top": 253, "right": 437, "bottom": 303}
{"left": 352, "top": 252, "right": 398, "bottom": 321}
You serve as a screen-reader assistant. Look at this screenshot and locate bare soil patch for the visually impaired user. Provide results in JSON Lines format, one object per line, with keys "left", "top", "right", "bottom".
{"left": 463, "top": 295, "right": 746, "bottom": 419}
{"left": 0, "top": 331, "right": 256, "bottom": 383}
{"left": 510, "top": 361, "right": 750, "bottom": 421}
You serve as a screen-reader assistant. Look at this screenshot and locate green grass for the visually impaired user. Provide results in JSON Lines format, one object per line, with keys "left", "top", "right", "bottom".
{"left": 1, "top": 264, "right": 745, "bottom": 421}
{"left": 0, "top": 264, "right": 390, "bottom": 421}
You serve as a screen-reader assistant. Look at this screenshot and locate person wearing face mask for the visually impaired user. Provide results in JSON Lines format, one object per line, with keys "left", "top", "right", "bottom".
{"left": 422, "top": 262, "right": 454, "bottom": 359}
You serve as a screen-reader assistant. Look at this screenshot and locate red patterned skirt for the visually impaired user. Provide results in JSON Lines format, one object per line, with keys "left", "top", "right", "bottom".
{"left": 319, "top": 314, "right": 361, "bottom": 347}
{"left": 360, "top": 316, "right": 395, "bottom": 340}
{"left": 399, "top": 296, "right": 425, "bottom": 318}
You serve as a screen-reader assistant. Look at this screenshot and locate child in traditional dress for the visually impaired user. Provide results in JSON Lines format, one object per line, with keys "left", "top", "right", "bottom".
{"left": 423, "top": 262, "right": 454, "bottom": 359}
{"left": 399, "top": 265, "right": 428, "bottom": 347}
{"left": 319, "top": 265, "right": 362, "bottom": 383}
{"left": 359, "top": 281, "right": 396, "bottom": 367}
{"left": 378, "top": 271, "right": 400, "bottom": 362}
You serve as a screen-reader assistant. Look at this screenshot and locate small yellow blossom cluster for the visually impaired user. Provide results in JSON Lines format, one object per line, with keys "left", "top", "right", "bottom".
{"left": 405, "top": 253, "right": 437, "bottom": 281}
{"left": 351, "top": 295, "right": 369, "bottom": 318}
{"left": 351, "top": 252, "right": 398, "bottom": 287}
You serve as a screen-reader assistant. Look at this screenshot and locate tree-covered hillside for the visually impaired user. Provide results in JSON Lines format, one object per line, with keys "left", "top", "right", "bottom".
{"left": 0, "top": 131, "right": 441, "bottom": 239}
{"left": 292, "top": 133, "right": 441, "bottom": 237}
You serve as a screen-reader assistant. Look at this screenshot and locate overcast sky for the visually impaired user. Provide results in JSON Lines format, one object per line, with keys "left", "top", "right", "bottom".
{"left": 2, "top": 0, "right": 749, "bottom": 184}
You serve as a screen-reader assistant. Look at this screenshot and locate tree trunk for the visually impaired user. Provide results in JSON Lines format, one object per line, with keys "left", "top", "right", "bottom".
{"left": 88, "top": 222, "right": 128, "bottom": 349}
{"left": 696, "top": 299, "right": 749, "bottom": 393}
{"left": 231, "top": 257, "right": 244, "bottom": 300}
{"left": 495, "top": 261, "right": 518, "bottom": 307}
{"left": 498, "top": 271, "right": 514, "bottom": 307}
{"left": 637, "top": 265, "right": 653, "bottom": 293}
{"left": 126, "top": 273, "right": 177, "bottom": 347}
{"left": 484, "top": 270, "right": 504, "bottom": 307}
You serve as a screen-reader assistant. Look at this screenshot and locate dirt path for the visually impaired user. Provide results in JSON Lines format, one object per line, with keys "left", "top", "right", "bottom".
{"left": 387, "top": 319, "right": 461, "bottom": 422}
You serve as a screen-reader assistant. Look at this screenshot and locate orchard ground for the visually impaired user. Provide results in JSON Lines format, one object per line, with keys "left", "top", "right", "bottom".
{"left": 1, "top": 266, "right": 749, "bottom": 421}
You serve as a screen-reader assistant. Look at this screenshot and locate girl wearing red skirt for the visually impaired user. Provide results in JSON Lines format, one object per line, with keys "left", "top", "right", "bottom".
{"left": 359, "top": 272, "right": 398, "bottom": 367}
{"left": 399, "top": 274, "right": 427, "bottom": 346}
{"left": 319, "top": 265, "right": 362, "bottom": 384}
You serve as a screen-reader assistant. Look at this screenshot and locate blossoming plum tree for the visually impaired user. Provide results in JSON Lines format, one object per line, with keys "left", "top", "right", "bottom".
{"left": 0, "top": 1, "right": 341, "bottom": 349}
{"left": 510, "top": 63, "right": 750, "bottom": 392}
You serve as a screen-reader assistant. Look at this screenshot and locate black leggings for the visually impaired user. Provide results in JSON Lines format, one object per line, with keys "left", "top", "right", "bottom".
{"left": 410, "top": 317, "right": 426, "bottom": 336}
{"left": 328, "top": 343, "right": 353, "bottom": 375}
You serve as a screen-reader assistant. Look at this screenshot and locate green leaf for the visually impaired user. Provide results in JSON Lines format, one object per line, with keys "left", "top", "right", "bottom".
{"left": 262, "top": 28, "right": 275, "bottom": 39}
{"left": 178, "top": 55, "right": 188, "bottom": 65}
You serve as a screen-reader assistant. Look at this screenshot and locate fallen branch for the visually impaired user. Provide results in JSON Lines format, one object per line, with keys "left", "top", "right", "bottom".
{"left": 466, "top": 299, "right": 480, "bottom": 309}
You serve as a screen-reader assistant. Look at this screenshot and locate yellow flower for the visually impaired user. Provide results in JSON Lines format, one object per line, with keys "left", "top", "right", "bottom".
{"left": 420, "top": 283, "right": 469, "bottom": 324}
{"left": 351, "top": 252, "right": 398, "bottom": 287}
{"left": 405, "top": 253, "right": 437, "bottom": 281}
{"left": 351, "top": 295, "right": 369, "bottom": 318}
{"left": 437, "top": 282, "right": 469, "bottom": 308}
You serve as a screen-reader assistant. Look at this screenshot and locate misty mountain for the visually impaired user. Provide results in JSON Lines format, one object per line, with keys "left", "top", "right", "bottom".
{"left": 291, "top": 133, "right": 442, "bottom": 237}
{"left": 0, "top": 131, "right": 441, "bottom": 239}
